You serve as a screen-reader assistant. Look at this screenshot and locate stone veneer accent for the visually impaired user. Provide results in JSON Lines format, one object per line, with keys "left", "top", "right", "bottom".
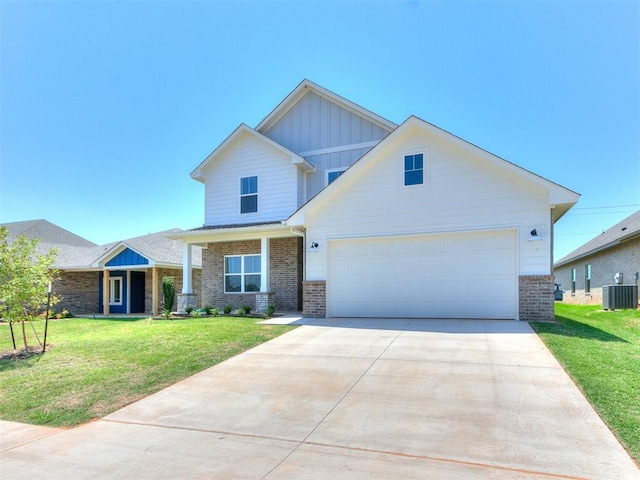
{"left": 303, "top": 281, "right": 326, "bottom": 318}
{"left": 201, "top": 237, "right": 302, "bottom": 312}
{"left": 519, "top": 275, "right": 555, "bottom": 321}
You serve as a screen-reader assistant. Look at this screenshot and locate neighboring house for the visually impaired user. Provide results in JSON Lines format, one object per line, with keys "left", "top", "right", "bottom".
{"left": 172, "top": 79, "right": 579, "bottom": 321}
{"left": 2, "top": 220, "right": 202, "bottom": 315}
{"left": 554, "top": 210, "right": 640, "bottom": 306}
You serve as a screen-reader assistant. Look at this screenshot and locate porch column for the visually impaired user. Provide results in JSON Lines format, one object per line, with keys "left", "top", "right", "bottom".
{"left": 151, "top": 266, "right": 158, "bottom": 316}
{"left": 261, "top": 237, "right": 269, "bottom": 292}
{"left": 182, "top": 243, "right": 193, "bottom": 294}
{"left": 102, "top": 269, "right": 110, "bottom": 316}
{"left": 177, "top": 243, "right": 197, "bottom": 313}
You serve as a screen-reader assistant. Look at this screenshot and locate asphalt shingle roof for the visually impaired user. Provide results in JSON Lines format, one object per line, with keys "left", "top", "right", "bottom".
{"left": 555, "top": 210, "right": 640, "bottom": 267}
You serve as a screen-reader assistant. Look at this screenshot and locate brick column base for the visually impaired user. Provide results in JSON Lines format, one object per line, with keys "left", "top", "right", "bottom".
{"left": 303, "top": 281, "right": 326, "bottom": 318}
{"left": 519, "top": 275, "right": 554, "bottom": 322}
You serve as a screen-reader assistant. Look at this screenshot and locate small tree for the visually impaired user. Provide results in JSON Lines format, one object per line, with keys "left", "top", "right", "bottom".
{"left": 0, "top": 227, "right": 59, "bottom": 351}
{"left": 162, "top": 277, "right": 175, "bottom": 312}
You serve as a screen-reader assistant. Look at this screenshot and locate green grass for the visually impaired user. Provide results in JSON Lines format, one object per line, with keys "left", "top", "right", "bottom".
{"left": 532, "top": 304, "right": 640, "bottom": 464}
{"left": 0, "top": 316, "right": 295, "bottom": 426}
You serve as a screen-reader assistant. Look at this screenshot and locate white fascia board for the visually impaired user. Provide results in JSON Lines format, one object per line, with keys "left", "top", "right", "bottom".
{"left": 256, "top": 79, "right": 397, "bottom": 134}
{"left": 167, "top": 223, "right": 294, "bottom": 246}
{"left": 190, "top": 124, "right": 313, "bottom": 182}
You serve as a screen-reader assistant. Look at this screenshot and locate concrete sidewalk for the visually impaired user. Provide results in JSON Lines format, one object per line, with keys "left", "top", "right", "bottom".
{"left": 1, "top": 318, "right": 638, "bottom": 479}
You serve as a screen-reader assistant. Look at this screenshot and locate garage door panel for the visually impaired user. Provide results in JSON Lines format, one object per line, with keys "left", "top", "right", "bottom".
{"left": 327, "top": 230, "right": 517, "bottom": 319}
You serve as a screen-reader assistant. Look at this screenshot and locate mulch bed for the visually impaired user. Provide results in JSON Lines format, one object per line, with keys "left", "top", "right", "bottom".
{"left": 0, "top": 345, "right": 49, "bottom": 361}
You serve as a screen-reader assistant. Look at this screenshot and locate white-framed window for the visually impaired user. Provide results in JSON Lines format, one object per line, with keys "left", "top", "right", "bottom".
{"left": 109, "top": 277, "right": 123, "bottom": 305}
{"left": 404, "top": 153, "right": 424, "bottom": 186}
{"left": 240, "top": 176, "right": 258, "bottom": 214}
{"left": 571, "top": 268, "right": 576, "bottom": 294}
{"left": 325, "top": 168, "right": 346, "bottom": 186}
{"left": 224, "top": 254, "right": 261, "bottom": 293}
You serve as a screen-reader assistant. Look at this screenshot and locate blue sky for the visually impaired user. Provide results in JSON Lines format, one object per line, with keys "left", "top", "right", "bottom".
{"left": 1, "top": 0, "right": 638, "bottom": 260}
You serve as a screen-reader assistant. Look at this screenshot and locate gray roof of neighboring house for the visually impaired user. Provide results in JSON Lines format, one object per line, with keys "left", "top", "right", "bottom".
{"left": 1, "top": 220, "right": 201, "bottom": 269}
{"left": 555, "top": 210, "right": 640, "bottom": 268}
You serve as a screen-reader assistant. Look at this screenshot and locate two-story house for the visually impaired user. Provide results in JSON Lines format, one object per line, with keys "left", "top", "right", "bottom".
{"left": 172, "top": 80, "right": 579, "bottom": 321}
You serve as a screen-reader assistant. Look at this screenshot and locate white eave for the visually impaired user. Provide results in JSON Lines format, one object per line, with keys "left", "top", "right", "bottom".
{"left": 256, "top": 79, "right": 397, "bottom": 134}
{"left": 190, "top": 124, "right": 315, "bottom": 183}
{"left": 166, "top": 222, "right": 296, "bottom": 246}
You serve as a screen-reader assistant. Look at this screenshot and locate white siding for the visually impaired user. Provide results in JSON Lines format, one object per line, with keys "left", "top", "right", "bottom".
{"left": 202, "top": 133, "right": 299, "bottom": 225}
{"left": 262, "top": 91, "right": 391, "bottom": 201}
{"left": 303, "top": 126, "right": 551, "bottom": 280}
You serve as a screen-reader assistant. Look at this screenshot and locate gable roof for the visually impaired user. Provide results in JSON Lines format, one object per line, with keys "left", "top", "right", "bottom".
{"left": 190, "top": 124, "right": 315, "bottom": 183}
{"left": 287, "top": 115, "right": 579, "bottom": 225}
{"left": 555, "top": 210, "right": 640, "bottom": 267}
{"left": 256, "top": 79, "right": 397, "bottom": 134}
{"left": 93, "top": 229, "right": 202, "bottom": 268}
{"left": 1, "top": 220, "right": 201, "bottom": 270}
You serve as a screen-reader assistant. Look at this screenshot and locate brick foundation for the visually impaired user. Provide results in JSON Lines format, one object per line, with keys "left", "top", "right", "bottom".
{"left": 519, "top": 275, "right": 555, "bottom": 321}
{"left": 303, "top": 281, "right": 326, "bottom": 318}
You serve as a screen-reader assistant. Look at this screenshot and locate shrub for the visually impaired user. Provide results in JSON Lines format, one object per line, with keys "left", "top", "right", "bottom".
{"left": 190, "top": 309, "right": 201, "bottom": 318}
{"left": 223, "top": 305, "right": 232, "bottom": 315}
{"left": 162, "top": 308, "right": 171, "bottom": 320}
{"left": 211, "top": 308, "right": 219, "bottom": 317}
{"left": 235, "top": 308, "right": 245, "bottom": 316}
{"left": 162, "top": 278, "right": 175, "bottom": 312}
{"left": 265, "top": 305, "right": 275, "bottom": 317}
{"left": 186, "top": 307, "right": 194, "bottom": 315}
{"left": 242, "top": 304, "right": 252, "bottom": 315}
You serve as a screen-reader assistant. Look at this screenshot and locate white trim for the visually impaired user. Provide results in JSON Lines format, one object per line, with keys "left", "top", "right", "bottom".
{"left": 300, "top": 141, "right": 379, "bottom": 158}
{"left": 325, "top": 167, "right": 347, "bottom": 186}
{"left": 400, "top": 149, "right": 428, "bottom": 188}
{"left": 109, "top": 277, "right": 123, "bottom": 305}
{"left": 260, "top": 237, "right": 269, "bottom": 292}
{"left": 224, "top": 253, "right": 262, "bottom": 294}
{"left": 240, "top": 174, "right": 259, "bottom": 215}
{"left": 126, "top": 271, "right": 131, "bottom": 314}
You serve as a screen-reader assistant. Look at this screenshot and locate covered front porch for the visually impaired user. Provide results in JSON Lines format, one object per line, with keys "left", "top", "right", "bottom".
{"left": 171, "top": 223, "right": 305, "bottom": 314}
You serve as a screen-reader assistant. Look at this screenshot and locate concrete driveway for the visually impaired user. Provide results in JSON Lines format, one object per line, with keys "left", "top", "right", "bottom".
{"left": 1, "top": 318, "right": 638, "bottom": 479}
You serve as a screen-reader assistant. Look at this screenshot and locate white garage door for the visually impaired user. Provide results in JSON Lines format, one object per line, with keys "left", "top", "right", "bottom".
{"left": 327, "top": 230, "right": 517, "bottom": 319}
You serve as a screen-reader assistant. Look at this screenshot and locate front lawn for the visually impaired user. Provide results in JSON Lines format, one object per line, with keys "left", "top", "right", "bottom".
{"left": 532, "top": 304, "right": 640, "bottom": 464}
{"left": 0, "top": 317, "right": 295, "bottom": 426}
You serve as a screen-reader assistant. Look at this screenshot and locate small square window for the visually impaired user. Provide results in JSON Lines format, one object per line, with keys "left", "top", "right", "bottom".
{"left": 240, "top": 176, "right": 258, "bottom": 213}
{"left": 404, "top": 153, "right": 423, "bottom": 186}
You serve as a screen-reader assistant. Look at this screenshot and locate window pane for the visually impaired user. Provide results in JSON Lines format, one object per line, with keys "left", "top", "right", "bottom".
{"left": 241, "top": 176, "right": 257, "bottom": 195}
{"left": 244, "top": 274, "right": 261, "bottom": 292}
{"left": 405, "top": 170, "right": 423, "bottom": 186}
{"left": 245, "top": 255, "right": 261, "bottom": 273}
{"left": 328, "top": 170, "right": 344, "bottom": 184}
{"left": 404, "top": 155, "right": 413, "bottom": 171}
{"left": 225, "top": 275, "right": 241, "bottom": 292}
{"left": 241, "top": 195, "right": 257, "bottom": 213}
{"left": 225, "top": 256, "right": 241, "bottom": 274}
{"left": 414, "top": 153, "right": 423, "bottom": 169}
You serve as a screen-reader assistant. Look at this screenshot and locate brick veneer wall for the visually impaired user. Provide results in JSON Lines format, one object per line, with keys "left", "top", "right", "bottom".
{"left": 201, "top": 238, "right": 301, "bottom": 312}
{"left": 519, "top": 275, "right": 554, "bottom": 321}
{"left": 54, "top": 271, "right": 100, "bottom": 314}
{"left": 555, "top": 237, "right": 640, "bottom": 306}
{"left": 303, "top": 281, "right": 326, "bottom": 318}
{"left": 147, "top": 268, "right": 202, "bottom": 313}
{"left": 269, "top": 237, "right": 303, "bottom": 311}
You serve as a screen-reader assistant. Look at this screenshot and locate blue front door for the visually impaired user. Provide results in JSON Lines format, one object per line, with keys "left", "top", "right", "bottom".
{"left": 98, "top": 271, "right": 127, "bottom": 314}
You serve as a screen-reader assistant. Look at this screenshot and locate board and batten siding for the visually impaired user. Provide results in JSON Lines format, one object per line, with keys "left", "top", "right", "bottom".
{"left": 302, "top": 126, "right": 551, "bottom": 280}
{"left": 262, "top": 91, "right": 392, "bottom": 202}
{"left": 202, "top": 133, "right": 300, "bottom": 226}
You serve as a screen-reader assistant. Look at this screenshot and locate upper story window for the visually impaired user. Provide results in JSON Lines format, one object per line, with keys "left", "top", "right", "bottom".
{"left": 404, "top": 153, "right": 424, "bottom": 186}
{"left": 240, "top": 176, "right": 258, "bottom": 214}
{"left": 326, "top": 168, "right": 346, "bottom": 186}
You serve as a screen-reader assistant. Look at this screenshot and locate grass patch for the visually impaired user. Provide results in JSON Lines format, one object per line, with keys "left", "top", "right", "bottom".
{"left": 532, "top": 304, "right": 640, "bottom": 464}
{"left": 0, "top": 317, "right": 295, "bottom": 426}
